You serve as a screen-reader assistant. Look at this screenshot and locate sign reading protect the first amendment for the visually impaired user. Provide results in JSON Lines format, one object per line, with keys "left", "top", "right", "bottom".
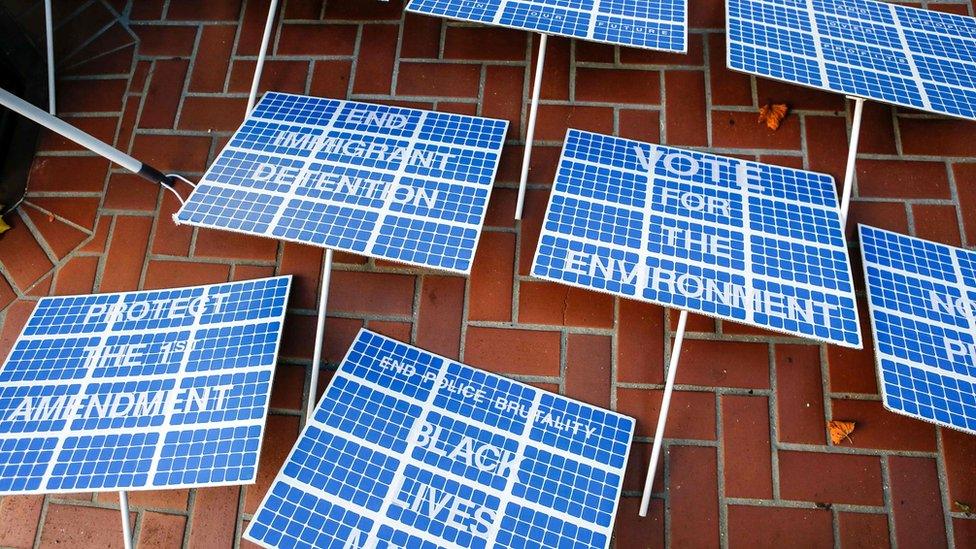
{"left": 532, "top": 129, "right": 862, "bottom": 348}
{"left": 175, "top": 92, "right": 509, "bottom": 274}
{"left": 0, "top": 276, "right": 291, "bottom": 494}
{"left": 860, "top": 225, "right": 976, "bottom": 434}
{"left": 245, "top": 329, "right": 635, "bottom": 549}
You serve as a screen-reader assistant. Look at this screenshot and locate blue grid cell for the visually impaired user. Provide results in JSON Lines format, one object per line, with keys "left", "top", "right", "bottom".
{"left": 229, "top": 120, "right": 325, "bottom": 157}
{"left": 274, "top": 199, "right": 377, "bottom": 251}
{"left": 0, "top": 384, "right": 80, "bottom": 434}
{"left": 1, "top": 336, "right": 99, "bottom": 382}
{"left": 547, "top": 194, "right": 644, "bottom": 249}
{"left": 187, "top": 322, "right": 281, "bottom": 373}
{"left": 333, "top": 102, "right": 422, "bottom": 137}
{"left": 371, "top": 216, "right": 478, "bottom": 272}
{"left": 749, "top": 196, "right": 844, "bottom": 248}
{"left": 433, "top": 360, "right": 537, "bottom": 437}
{"left": 529, "top": 393, "right": 633, "bottom": 470}
{"left": 751, "top": 236, "right": 851, "bottom": 292}
{"left": 648, "top": 216, "right": 746, "bottom": 271}
{"left": 199, "top": 277, "right": 290, "bottom": 324}
{"left": 0, "top": 438, "right": 57, "bottom": 492}
{"left": 496, "top": 502, "right": 607, "bottom": 549}
{"left": 343, "top": 330, "right": 441, "bottom": 402}
{"left": 389, "top": 177, "right": 490, "bottom": 226}
{"left": 155, "top": 425, "right": 261, "bottom": 485}
{"left": 411, "top": 411, "right": 520, "bottom": 491}
{"left": 251, "top": 92, "right": 341, "bottom": 127}
{"left": 175, "top": 184, "right": 281, "bottom": 233}
{"left": 21, "top": 294, "right": 119, "bottom": 337}
{"left": 48, "top": 432, "right": 157, "bottom": 490}
{"left": 70, "top": 378, "right": 174, "bottom": 431}
{"left": 247, "top": 482, "right": 375, "bottom": 549}
{"left": 169, "top": 370, "right": 272, "bottom": 425}
{"left": 533, "top": 234, "right": 643, "bottom": 297}
{"left": 880, "top": 359, "right": 976, "bottom": 432}
{"left": 513, "top": 446, "right": 621, "bottom": 527}
{"left": 315, "top": 375, "right": 420, "bottom": 453}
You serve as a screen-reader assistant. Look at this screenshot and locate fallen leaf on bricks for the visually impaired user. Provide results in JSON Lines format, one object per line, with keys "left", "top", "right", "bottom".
{"left": 758, "top": 102, "right": 789, "bottom": 131}
{"left": 827, "top": 420, "right": 856, "bottom": 445}
{"left": 955, "top": 501, "right": 972, "bottom": 514}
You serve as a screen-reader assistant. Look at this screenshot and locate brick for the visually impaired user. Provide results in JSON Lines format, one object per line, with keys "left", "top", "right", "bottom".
{"left": 900, "top": 119, "right": 976, "bottom": 157}
{"left": 670, "top": 446, "right": 719, "bottom": 548}
{"left": 621, "top": 35, "right": 704, "bottom": 66}
{"left": 691, "top": 0, "right": 725, "bottom": 28}
{"left": 130, "top": 0, "right": 164, "bottom": 20}
{"left": 536, "top": 36, "right": 570, "bottom": 101}
{"left": 779, "top": 451, "right": 884, "bottom": 505}
{"left": 576, "top": 68, "right": 660, "bottom": 104}
{"left": 151, "top": 194, "right": 193, "bottom": 256}
{"left": 0, "top": 274, "right": 15, "bottom": 312}
{"left": 99, "top": 216, "right": 152, "bottom": 292}
{"left": 857, "top": 160, "right": 950, "bottom": 200}
{"left": 535, "top": 105, "right": 614, "bottom": 141}
{"left": 464, "top": 327, "right": 560, "bottom": 377}
{"left": 956, "top": 519, "right": 976, "bottom": 548}
{"left": 776, "top": 344, "right": 826, "bottom": 444}
{"left": 369, "top": 321, "right": 412, "bottom": 345}
{"left": 236, "top": 266, "right": 276, "bottom": 281}
{"left": 141, "top": 59, "right": 189, "bottom": 129}
{"left": 757, "top": 78, "right": 845, "bottom": 112}
{"left": 728, "top": 505, "right": 832, "bottom": 547}
{"left": 187, "top": 486, "right": 240, "bottom": 547}
{"left": 279, "top": 313, "right": 317, "bottom": 361}
{"left": 53, "top": 256, "right": 98, "bottom": 296}
{"left": 0, "top": 301, "right": 37, "bottom": 363}
{"left": 190, "top": 25, "right": 236, "bottom": 92}
{"left": 415, "top": 275, "right": 465, "bottom": 360}
{"left": 131, "top": 134, "right": 212, "bottom": 173}
{"left": 116, "top": 96, "right": 140, "bottom": 152}
{"left": 328, "top": 271, "right": 414, "bottom": 316}
{"left": 144, "top": 260, "right": 231, "bottom": 289}
{"left": 617, "top": 300, "right": 665, "bottom": 384}
{"left": 678, "top": 340, "right": 770, "bottom": 389}
{"left": 0, "top": 495, "right": 43, "bottom": 548}
{"left": 26, "top": 274, "right": 51, "bottom": 297}
{"left": 400, "top": 13, "right": 441, "bottom": 58}
{"left": 444, "top": 26, "right": 526, "bottom": 61}
{"left": 484, "top": 188, "right": 517, "bottom": 228}
{"left": 518, "top": 280, "right": 614, "bottom": 328}
{"left": 665, "top": 71, "right": 707, "bottom": 146}
{"left": 131, "top": 25, "right": 197, "bottom": 56}
{"left": 97, "top": 489, "right": 189, "bottom": 511}
{"left": 914, "top": 204, "right": 962, "bottom": 247}
{"left": 397, "top": 62, "right": 481, "bottom": 98}
{"left": 194, "top": 229, "right": 278, "bottom": 261}
{"left": 723, "top": 395, "right": 772, "bottom": 499}
{"left": 623, "top": 441, "right": 663, "bottom": 493}
{"left": 712, "top": 109, "right": 801, "bottom": 150}
{"left": 618, "top": 109, "right": 662, "bottom": 143}
{"left": 839, "top": 513, "right": 890, "bottom": 548}
{"left": 483, "top": 66, "right": 523, "bottom": 141}
{"left": 617, "top": 388, "right": 715, "bottom": 439}
{"left": 40, "top": 503, "right": 135, "bottom": 548}
{"left": 565, "top": 334, "right": 611, "bottom": 408}
{"left": 103, "top": 173, "right": 160, "bottom": 211}
{"left": 353, "top": 25, "right": 399, "bottom": 94}
{"left": 237, "top": 0, "right": 277, "bottom": 55}
{"left": 943, "top": 427, "right": 976, "bottom": 506}
{"left": 322, "top": 0, "right": 403, "bottom": 20}
{"left": 80, "top": 217, "right": 111, "bottom": 254}
{"left": 889, "top": 457, "right": 947, "bottom": 547}
{"left": 37, "top": 116, "right": 118, "bottom": 152}
{"left": 954, "top": 164, "right": 976, "bottom": 245}
{"left": 830, "top": 399, "right": 936, "bottom": 452}
{"left": 178, "top": 96, "right": 249, "bottom": 132}
{"left": 846, "top": 201, "right": 909, "bottom": 242}
{"left": 858, "top": 102, "right": 898, "bottom": 155}
{"left": 0, "top": 215, "right": 51, "bottom": 293}
{"left": 167, "top": 1, "right": 241, "bottom": 20}
{"left": 310, "top": 60, "right": 353, "bottom": 98}
{"left": 229, "top": 59, "right": 310, "bottom": 96}
{"left": 805, "top": 115, "right": 849, "bottom": 184}
{"left": 278, "top": 243, "right": 323, "bottom": 309}
{"left": 29, "top": 156, "right": 109, "bottom": 193}
{"left": 613, "top": 498, "right": 664, "bottom": 549}
{"left": 270, "top": 363, "right": 306, "bottom": 411}
{"left": 468, "top": 231, "right": 515, "bottom": 322}
{"left": 277, "top": 23, "right": 358, "bottom": 56}
{"left": 708, "top": 37, "right": 752, "bottom": 106}
{"left": 137, "top": 512, "right": 186, "bottom": 549}
{"left": 244, "top": 415, "right": 300, "bottom": 514}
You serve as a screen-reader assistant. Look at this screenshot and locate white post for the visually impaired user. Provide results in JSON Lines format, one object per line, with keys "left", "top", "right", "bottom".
{"left": 247, "top": 0, "right": 280, "bottom": 114}
{"left": 514, "top": 33, "right": 548, "bottom": 221}
{"left": 839, "top": 96, "right": 866, "bottom": 223}
{"left": 118, "top": 490, "right": 133, "bottom": 549}
{"left": 307, "top": 248, "right": 334, "bottom": 423}
{"left": 639, "top": 309, "right": 688, "bottom": 517}
{"left": 44, "top": 0, "right": 55, "bottom": 114}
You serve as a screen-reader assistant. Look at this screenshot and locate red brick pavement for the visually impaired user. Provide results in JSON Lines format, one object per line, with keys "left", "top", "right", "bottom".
{"left": 0, "top": 0, "right": 975, "bottom": 547}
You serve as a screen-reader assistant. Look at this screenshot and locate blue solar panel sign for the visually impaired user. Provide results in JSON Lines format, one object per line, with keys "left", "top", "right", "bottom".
{"left": 726, "top": 0, "right": 976, "bottom": 120}
{"left": 860, "top": 225, "right": 976, "bottom": 433}
{"left": 175, "top": 93, "right": 508, "bottom": 274}
{"left": 406, "top": 0, "right": 688, "bottom": 52}
{"left": 531, "top": 129, "right": 862, "bottom": 348}
{"left": 245, "top": 329, "right": 635, "bottom": 549}
{"left": 0, "top": 276, "right": 291, "bottom": 494}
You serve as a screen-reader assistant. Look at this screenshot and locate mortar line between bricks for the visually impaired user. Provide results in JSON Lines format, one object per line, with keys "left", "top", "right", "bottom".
{"left": 881, "top": 456, "right": 899, "bottom": 549}
{"left": 172, "top": 24, "right": 205, "bottom": 130}
{"left": 769, "top": 343, "right": 783, "bottom": 502}
{"left": 411, "top": 273, "right": 423, "bottom": 345}
{"left": 181, "top": 483, "right": 197, "bottom": 548}
{"left": 346, "top": 24, "right": 364, "bottom": 98}
{"left": 935, "top": 428, "right": 957, "bottom": 548}
{"left": 32, "top": 495, "right": 52, "bottom": 548}
{"left": 91, "top": 215, "right": 116, "bottom": 293}
{"left": 946, "top": 162, "right": 968, "bottom": 247}
{"left": 723, "top": 497, "right": 887, "bottom": 513}
{"left": 232, "top": 471, "right": 246, "bottom": 549}
{"left": 715, "top": 391, "right": 730, "bottom": 548}
{"left": 16, "top": 209, "right": 62, "bottom": 266}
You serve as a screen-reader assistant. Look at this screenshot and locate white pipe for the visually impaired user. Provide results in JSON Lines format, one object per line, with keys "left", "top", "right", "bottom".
{"left": 44, "top": 0, "right": 55, "bottom": 115}
{"left": 247, "top": 0, "right": 280, "bottom": 114}
{"left": 119, "top": 491, "right": 133, "bottom": 549}
{"left": 514, "top": 33, "right": 548, "bottom": 221}
{"left": 839, "top": 96, "right": 866, "bottom": 223}
{"left": 639, "top": 309, "right": 688, "bottom": 517}
{"left": 307, "top": 248, "right": 334, "bottom": 423}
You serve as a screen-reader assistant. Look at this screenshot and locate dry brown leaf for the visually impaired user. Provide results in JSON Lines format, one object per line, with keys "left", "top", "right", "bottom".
{"left": 47, "top": 213, "right": 54, "bottom": 222}
{"left": 0, "top": 215, "right": 9, "bottom": 235}
{"left": 955, "top": 501, "right": 973, "bottom": 514}
{"left": 827, "top": 420, "right": 856, "bottom": 445}
{"left": 758, "top": 102, "right": 789, "bottom": 131}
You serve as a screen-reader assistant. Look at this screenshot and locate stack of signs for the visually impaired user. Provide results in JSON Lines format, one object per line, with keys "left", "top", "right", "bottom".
{"left": 726, "top": 0, "right": 976, "bottom": 120}
{"left": 406, "top": 0, "right": 688, "bottom": 53}
{"left": 531, "top": 129, "right": 863, "bottom": 348}
{"left": 860, "top": 225, "right": 976, "bottom": 433}
{"left": 175, "top": 92, "right": 508, "bottom": 274}
{"left": 0, "top": 276, "right": 291, "bottom": 494}
{"left": 245, "top": 329, "right": 635, "bottom": 548}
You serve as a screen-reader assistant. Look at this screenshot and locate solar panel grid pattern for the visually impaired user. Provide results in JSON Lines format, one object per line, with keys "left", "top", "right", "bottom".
{"left": 860, "top": 225, "right": 976, "bottom": 434}
{"left": 405, "top": 0, "right": 688, "bottom": 53}
{"left": 726, "top": 0, "right": 976, "bottom": 120}
{"left": 531, "top": 129, "right": 862, "bottom": 348}
{"left": 175, "top": 93, "right": 508, "bottom": 274}
{"left": 0, "top": 276, "right": 291, "bottom": 494}
{"left": 245, "top": 329, "right": 635, "bottom": 549}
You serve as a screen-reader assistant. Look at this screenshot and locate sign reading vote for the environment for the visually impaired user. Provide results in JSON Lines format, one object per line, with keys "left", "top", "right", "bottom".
{"left": 407, "top": 0, "right": 688, "bottom": 52}
{"left": 532, "top": 129, "right": 862, "bottom": 348}
{"left": 245, "top": 329, "right": 634, "bottom": 549}
{"left": 726, "top": 0, "right": 976, "bottom": 120}
{"left": 860, "top": 226, "right": 976, "bottom": 434}
{"left": 175, "top": 93, "right": 508, "bottom": 274}
{"left": 0, "top": 276, "right": 291, "bottom": 494}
